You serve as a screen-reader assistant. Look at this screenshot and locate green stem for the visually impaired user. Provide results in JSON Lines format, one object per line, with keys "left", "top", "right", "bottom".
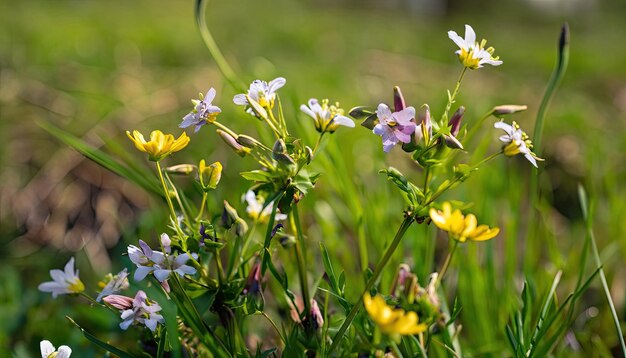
{"left": 291, "top": 204, "right": 311, "bottom": 317}
{"left": 156, "top": 161, "right": 185, "bottom": 239}
{"left": 328, "top": 215, "right": 415, "bottom": 355}
{"left": 441, "top": 67, "right": 467, "bottom": 124}
{"left": 195, "top": 192, "right": 208, "bottom": 222}
{"left": 213, "top": 121, "right": 239, "bottom": 139}
{"left": 194, "top": 0, "right": 245, "bottom": 92}
{"left": 578, "top": 185, "right": 626, "bottom": 356}
{"left": 435, "top": 240, "right": 459, "bottom": 288}
{"left": 239, "top": 224, "right": 257, "bottom": 263}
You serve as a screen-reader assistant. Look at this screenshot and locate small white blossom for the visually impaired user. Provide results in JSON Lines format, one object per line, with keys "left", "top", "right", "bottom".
{"left": 494, "top": 121, "right": 543, "bottom": 167}
{"left": 40, "top": 340, "right": 71, "bottom": 358}
{"left": 233, "top": 77, "right": 286, "bottom": 113}
{"left": 38, "top": 257, "right": 85, "bottom": 298}
{"left": 244, "top": 190, "right": 287, "bottom": 223}
{"left": 300, "top": 98, "right": 354, "bottom": 133}
{"left": 448, "top": 24, "right": 502, "bottom": 69}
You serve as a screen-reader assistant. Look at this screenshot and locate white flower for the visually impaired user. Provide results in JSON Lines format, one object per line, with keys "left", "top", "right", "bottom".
{"left": 448, "top": 24, "right": 502, "bottom": 69}
{"left": 40, "top": 340, "right": 71, "bottom": 358}
{"left": 119, "top": 290, "right": 164, "bottom": 332}
{"left": 494, "top": 121, "right": 543, "bottom": 167}
{"left": 244, "top": 190, "right": 288, "bottom": 223}
{"left": 233, "top": 77, "right": 286, "bottom": 112}
{"left": 300, "top": 98, "right": 354, "bottom": 133}
{"left": 96, "top": 268, "right": 130, "bottom": 302}
{"left": 180, "top": 88, "right": 221, "bottom": 132}
{"left": 38, "top": 257, "right": 85, "bottom": 298}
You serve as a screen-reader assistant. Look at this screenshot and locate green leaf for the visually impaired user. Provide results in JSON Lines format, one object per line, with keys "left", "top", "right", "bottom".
{"left": 240, "top": 170, "right": 274, "bottom": 183}
{"left": 66, "top": 316, "right": 138, "bottom": 358}
{"left": 320, "top": 243, "right": 339, "bottom": 294}
{"left": 38, "top": 121, "right": 162, "bottom": 197}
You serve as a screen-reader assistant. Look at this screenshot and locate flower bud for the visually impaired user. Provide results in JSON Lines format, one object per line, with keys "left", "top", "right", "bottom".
{"left": 275, "top": 231, "right": 296, "bottom": 248}
{"left": 217, "top": 129, "right": 249, "bottom": 157}
{"left": 443, "top": 134, "right": 464, "bottom": 150}
{"left": 165, "top": 164, "right": 196, "bottom": 175}
{"left": 419, "top": 105, "right": 432, "bottom": 144}
{"left": 221, "top": 200, "right": 240, "bottom": 229}
{"left": 304, "top": 146, "right": 313, "bottom": 164}
{"left": 242, "top": 260, "right": 262, "bottom": 295}
{"left": 448, "top": 106, "right": 465, "bottom": 137}
{"left": 348, "top": 106, "right": 375, "bottom": 120}
{"left": 199, "top": 160, "right": 222, "bottom": 190}
{"left": 272, "top": 138, "right": 287, "bottom": 154}
{"left": 103, "top": 294, "right": 134, "bottom": 310}
{"left": 492, "top": 104, "right": 527, "bottom": 116}
{"left": 393, "top": 86, "right": 406, "bottom": 112}
{"left": 309, "top": 299, "right": 324, "bottom": 330}
{"left": 236, "top": 134, "right": 260, "bottom": 148}
{"left": 235, "top": 218, "right": 249, "bottom": 237}
{"left": 390, "top": 264, "right": 412, "bottom": 298}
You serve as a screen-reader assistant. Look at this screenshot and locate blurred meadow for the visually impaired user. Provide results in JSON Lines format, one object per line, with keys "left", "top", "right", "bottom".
{"left": 1, "top": 0, "right": 626, "bottom": 356}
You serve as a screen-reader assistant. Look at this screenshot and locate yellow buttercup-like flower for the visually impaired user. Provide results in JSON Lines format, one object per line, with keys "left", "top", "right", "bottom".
{"left": 126, "top": 130, "right": 190, "bottom": 161}
{"left": 429, "top": 202, "right": 499, "bottom": 242}
{"left": 363, "top": 293, "right": 428, "bottom": 336}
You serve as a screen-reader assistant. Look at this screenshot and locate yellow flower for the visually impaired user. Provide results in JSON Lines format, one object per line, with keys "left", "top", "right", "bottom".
{"left": 429, "top": 202, "right": 499, "bottom": 242}
{"left": 363, "top": 293, "right": 428, "bottom": 336}
{"left": 199, "top": 160, "right": 222, "bottom": 190}
{"left": 126, "top": 130, "right": 190, "bottom": 161}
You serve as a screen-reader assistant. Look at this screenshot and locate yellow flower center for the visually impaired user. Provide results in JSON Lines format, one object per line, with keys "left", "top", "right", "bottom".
{"left": 68, "top": 278, "right": 85, "bottom": 294}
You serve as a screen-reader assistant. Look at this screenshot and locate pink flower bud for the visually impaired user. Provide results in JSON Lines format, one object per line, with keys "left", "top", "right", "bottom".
{"left": 103, "top": 294, "right": 134, "bottom": 310}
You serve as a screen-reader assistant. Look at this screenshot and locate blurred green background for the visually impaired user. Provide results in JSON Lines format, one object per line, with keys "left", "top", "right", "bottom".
{"left": 1, "top": 0, "right": 625, "bottom": 356}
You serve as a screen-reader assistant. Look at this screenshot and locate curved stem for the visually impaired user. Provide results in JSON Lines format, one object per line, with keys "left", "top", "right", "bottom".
{"left": 195, "top": 0, "right": 245, "bottom": 92}
{"left": 328, "top": 215, "right": 415, "bottom": 355}
{"left": 195, "top": 192, "right": 208, "bottom": 222}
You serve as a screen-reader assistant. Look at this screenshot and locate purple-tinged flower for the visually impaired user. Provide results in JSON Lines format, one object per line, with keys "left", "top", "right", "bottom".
{"left": 233, "top": 77, "right": 286, "bottom": 113}
{"left": 38, "top": 257, "right": 85, "bottom": 298}
{"left": 96, "top": 268, "right": 130, "bottom": 302}
{"left": 127, "top": 240, "right": 165, "bottom": 281}
{"left": 373, "top": 104, "right": 417, "bottom": 152}
{"left": 180, "top": 88, "right": 221, "bottom": 133}
{"left": 40, "top": 340, "right": 71, "bottom": 358}
{"left": 300, "top": 98, "right": 355, "bottom": 133}
{"left": 152, "top": 253, "right": 197, "bottom": 283}
{"left": 119, "top": 290, "right": 164, "bottom": 332}
{"left": 103, "top": 294, "right": 134, "bottom": 310}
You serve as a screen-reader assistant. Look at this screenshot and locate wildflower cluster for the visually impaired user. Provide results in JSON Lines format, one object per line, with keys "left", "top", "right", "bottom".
{"left": 37, "top": 22, "right": 548, "bottom": 357}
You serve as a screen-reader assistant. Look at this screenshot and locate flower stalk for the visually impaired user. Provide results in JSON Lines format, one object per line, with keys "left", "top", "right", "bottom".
{"left": 329, "top": 214, "right": 415, "bottom": 355}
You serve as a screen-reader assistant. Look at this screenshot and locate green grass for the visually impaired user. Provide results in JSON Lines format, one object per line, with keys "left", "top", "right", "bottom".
{"left": 1, "top": 0, "right": 625, "bottom": 356}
